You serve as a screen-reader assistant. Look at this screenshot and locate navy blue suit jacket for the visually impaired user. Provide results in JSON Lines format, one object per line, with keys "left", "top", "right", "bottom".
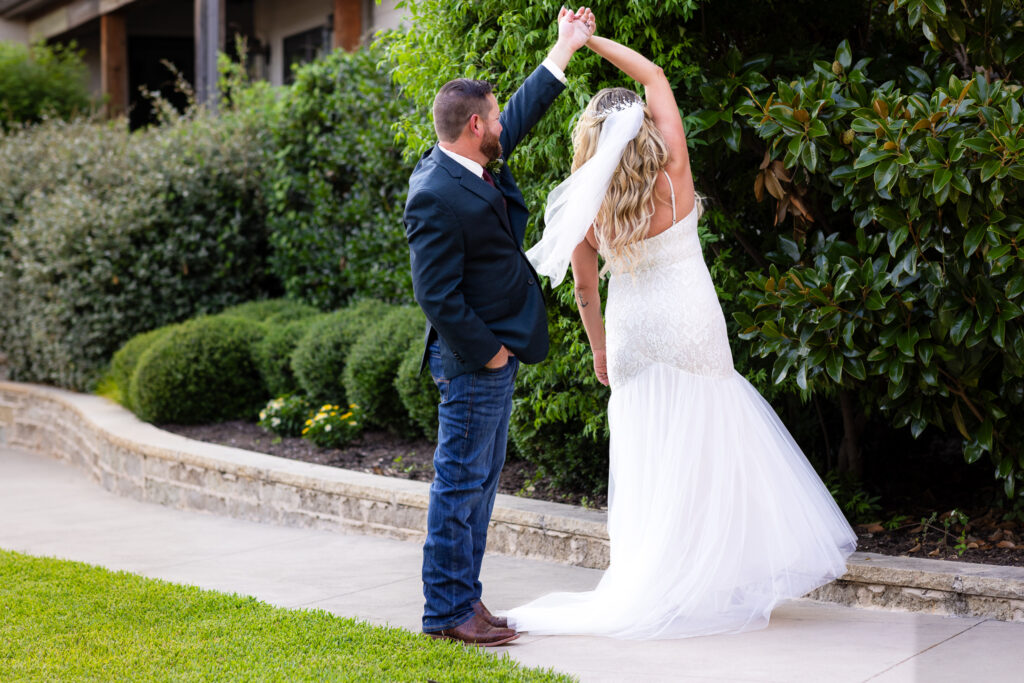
{"left": 405, "top": 65, "right": 565, "bottom": 377}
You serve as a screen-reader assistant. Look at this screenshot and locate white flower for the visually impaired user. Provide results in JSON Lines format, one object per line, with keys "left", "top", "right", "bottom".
{"left": 271, "top": 417, "right": 280, "bottom": 427}
{"left": 325, "top": 425, "right": 332, "bottom": 432}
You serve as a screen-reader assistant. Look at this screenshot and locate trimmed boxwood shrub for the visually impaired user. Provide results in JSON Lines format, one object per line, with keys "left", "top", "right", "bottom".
{"left": 344, "top": 307, "right": 425, "bottom": 434}
{"left": 108, "top": 324, "right": 178, "bottom": 410}
{"left": 254, "top": 315, "right": 325, "bottom": 397}
{"left": 130, "top": 316, "right": 267, "bottom": 424}
{"left": 219, "top": 298, "right": 318, "bottom": 323}
{"left": 394, "top": 339, "right": 438, "bottom": 440}
{"left": 291, "top": 299, "right": 391, "bottom": 403}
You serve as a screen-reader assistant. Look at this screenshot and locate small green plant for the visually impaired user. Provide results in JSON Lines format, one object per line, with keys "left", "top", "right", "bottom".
{"left": 258, "top": 394, "right": 313, "bottom": 438}
{"left": 883, "top": 514, "right": 910, "bottom": 531}
{"left": 390, "top": 453, "right": 424, "bottom": 476}
{"left": 917, "top": 509, "right": 970, "bottom": 557}
{"left": 302, "top": 402, "right": 363, "bottom": 449}
{"left": 824, "top": 472, "right": 883, "bottom": 524}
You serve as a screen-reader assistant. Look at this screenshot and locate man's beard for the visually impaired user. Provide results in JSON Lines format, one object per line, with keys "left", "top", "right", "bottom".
{"left": 481, "top": 130, "right": 502, "bottom": 163}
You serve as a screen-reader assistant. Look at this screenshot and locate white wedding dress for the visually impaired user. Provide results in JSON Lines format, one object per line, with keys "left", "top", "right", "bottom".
{"left": 506, "top": 173, "right": 857, "bottom": 640}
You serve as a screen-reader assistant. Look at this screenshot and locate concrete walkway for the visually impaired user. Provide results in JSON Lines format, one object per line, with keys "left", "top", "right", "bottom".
{"left": 3, "top": 445, "right": 1023, "bottom": 683}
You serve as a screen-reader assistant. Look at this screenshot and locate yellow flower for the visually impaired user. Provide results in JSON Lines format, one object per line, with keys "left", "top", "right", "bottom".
{"left": 341, "top": 412, "right": 353, "bottom": 420}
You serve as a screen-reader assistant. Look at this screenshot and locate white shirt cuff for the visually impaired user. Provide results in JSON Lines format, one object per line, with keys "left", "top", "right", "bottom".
{"left": 541, "top": 58, "right": 567, "bottom": 84}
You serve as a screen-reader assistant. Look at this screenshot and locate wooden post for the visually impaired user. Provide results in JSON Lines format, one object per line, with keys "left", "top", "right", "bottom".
{"left": 195, "top": 0, "right": 224, "bottom": 108}
{"left": 333, "top": 0, "right": 362, "bottom": 52}
{"left": 100, "top": 12, "right": 128, "bottom": 118}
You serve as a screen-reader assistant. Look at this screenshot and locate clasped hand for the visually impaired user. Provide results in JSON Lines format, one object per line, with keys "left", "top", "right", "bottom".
{"left": 557, "top": 6, "right": 596, "bottom": 50}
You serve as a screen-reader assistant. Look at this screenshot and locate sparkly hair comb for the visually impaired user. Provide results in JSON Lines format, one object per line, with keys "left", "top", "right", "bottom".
{"left": 592, "top": 97, "right": 643, "bottom": 121}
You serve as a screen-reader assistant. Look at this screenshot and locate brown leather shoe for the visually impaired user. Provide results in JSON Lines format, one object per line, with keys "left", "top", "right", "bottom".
{"left": 472, "top": 600, "right": 509, "bottom": 629}
{"left": 426, "top": 613, "right": 519, "bottom": 647}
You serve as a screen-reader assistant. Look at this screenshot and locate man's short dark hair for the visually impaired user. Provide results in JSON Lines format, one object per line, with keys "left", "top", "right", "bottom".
{"left": 432, "top": 79, "right": 494, "bottom": 143}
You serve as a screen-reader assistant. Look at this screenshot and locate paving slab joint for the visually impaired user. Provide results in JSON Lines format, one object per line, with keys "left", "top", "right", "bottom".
{"left": 2, "top": 380, "right": 1022, "bottom": 623}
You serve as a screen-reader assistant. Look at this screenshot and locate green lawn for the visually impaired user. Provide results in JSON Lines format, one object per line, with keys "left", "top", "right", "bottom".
{"left": 0, "top": 549, "right": 574, "bottom": 682}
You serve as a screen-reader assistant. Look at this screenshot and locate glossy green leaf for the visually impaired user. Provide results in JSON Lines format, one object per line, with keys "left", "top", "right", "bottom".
{"left": 826, "top": 352, "right": 843, "bottom": 383}
{"left": 932, "top": 168, "right": 952, "bottom": 194}
{"left": 835, "top": 40, "right": 853, "bottom": 69}
{"left": 963, "top": 224, "right": 987, "bottom": 257}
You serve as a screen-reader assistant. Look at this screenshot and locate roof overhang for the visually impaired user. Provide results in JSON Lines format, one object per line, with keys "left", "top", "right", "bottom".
{"left": 0, "top": 0, "right": 64, "bottom": 20}
{"left": 1, "top": 0, "right": 138, "bottom": 39}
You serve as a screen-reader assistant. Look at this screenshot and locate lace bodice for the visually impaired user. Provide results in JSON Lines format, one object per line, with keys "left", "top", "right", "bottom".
{"left": 604, "top": 174, "right": 734, "bottom": 386}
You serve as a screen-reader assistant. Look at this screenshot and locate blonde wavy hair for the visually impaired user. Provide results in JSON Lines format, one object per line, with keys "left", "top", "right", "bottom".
{"left": 572, "top": 87, "right": 669, "bottom": 274}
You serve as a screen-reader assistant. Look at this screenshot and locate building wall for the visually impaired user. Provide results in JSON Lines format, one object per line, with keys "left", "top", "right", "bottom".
{"left": 0, "top": 17, "right": 27, "bottom": 42}
{"left": 372, "top": 0, "right": 404, "bottom": 33}
{"left": 253, "top": 0, "right": 407, "bottom": 86}
{"left": 253, "top": 0, "right": 332, "bottom": 86}
{"left": 78, "top": 28, "right": 101, "bottom": 96}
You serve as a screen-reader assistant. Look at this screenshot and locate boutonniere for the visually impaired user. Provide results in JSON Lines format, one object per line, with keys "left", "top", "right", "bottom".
{"left": 485, "top": 157, "right": 505, "bottom": 175}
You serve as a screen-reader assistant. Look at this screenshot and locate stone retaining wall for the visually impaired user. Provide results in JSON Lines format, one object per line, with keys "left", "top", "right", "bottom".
{"left": 2, "top": 380, "right": 1022, "bottom": 622}
{"left": 0, "top": 381, "right": 610, "bottom": 568}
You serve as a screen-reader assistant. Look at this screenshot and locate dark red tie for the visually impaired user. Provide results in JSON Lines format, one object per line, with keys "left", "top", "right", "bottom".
{"left": 482, "top": 169, "right": 507, "bottom": 211}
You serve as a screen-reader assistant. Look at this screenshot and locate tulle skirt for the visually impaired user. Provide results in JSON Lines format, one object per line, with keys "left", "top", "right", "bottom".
{"left": 503, "top": 364, "right": 857, "bottom": 639}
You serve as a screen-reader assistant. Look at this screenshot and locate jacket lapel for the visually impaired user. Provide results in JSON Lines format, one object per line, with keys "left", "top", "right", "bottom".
{"left": 432, "top": 146, "right": 514, "bottom": 238}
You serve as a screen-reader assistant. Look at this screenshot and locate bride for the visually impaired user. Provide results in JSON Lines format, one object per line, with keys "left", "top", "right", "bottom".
{"left": 506, "top": 27, "right": 857, "bottom": 640}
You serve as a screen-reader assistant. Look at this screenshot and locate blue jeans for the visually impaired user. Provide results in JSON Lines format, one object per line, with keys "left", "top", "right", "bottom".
{"left": 422, "top": 341, "right": 519, "bottom": 632}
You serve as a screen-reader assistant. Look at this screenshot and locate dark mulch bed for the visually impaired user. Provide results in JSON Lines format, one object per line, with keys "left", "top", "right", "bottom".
{"left": 853, "top": 512, "right": 1024, "bottom": 567}
{"left": 159, "top": 420, "right": 1023, "bottom": 568}
{"left": 159, "top": 420, "right": 605, "bottom": 509}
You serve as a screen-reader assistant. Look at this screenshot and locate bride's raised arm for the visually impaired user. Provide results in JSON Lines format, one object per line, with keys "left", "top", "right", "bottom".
{"left": 585, "top": 35, "right": 694, "bottom": 206}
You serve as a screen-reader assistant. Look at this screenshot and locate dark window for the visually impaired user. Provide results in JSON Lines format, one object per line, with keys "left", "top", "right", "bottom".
{"left": 282, "top": 22, "right": 331, "bottom": 84}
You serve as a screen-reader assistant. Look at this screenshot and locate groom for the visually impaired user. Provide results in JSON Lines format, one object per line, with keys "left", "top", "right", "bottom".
{"left": 404, "top": 7, "right": 596, "bottom": 646}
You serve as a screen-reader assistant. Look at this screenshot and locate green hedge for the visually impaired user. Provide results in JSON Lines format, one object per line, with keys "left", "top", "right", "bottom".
{"left": 265, "top": 42, "right": 415, "bottom": 309}
{"left": 344, "top": 307, "right": 425, "bottom": 434}
{"left": 0, "top": 110, "right": 274, "bottom": 392}
{"left": 291, "top": 299, "right": 392, "bottom": 403}
{"left": 0, "top": 41, "right": 91, "bottom": 130}
{"left": 688, "top": 2, "right": 1024, "bottom": 496}
{"left": 130, "top": 316, "right": 267, "bottom": 424}
{"left": 219, "top": 298, "right": 319, "bottom": 323}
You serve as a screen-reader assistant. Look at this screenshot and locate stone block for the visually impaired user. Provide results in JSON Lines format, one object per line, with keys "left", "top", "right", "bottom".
{"left": 259, "top": 481, "right": 303, "bottom": 511}
{"left": 295, "top": 486, "right": 342, "bottom": 518}
{"left": 143, "top": 478, "right": 186, "bottom": 508}
{"left": 184, "top": 488, "right": 227, "bottom": 516}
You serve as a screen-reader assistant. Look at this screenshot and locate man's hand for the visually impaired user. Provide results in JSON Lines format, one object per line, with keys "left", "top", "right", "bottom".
{"left": 485, "top": 345, "right": 512, "bottom": 369}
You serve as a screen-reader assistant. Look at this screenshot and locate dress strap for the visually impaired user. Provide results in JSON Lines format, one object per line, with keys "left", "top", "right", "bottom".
{"left": 663, "top": 170, "right": 677, "bottom": 223}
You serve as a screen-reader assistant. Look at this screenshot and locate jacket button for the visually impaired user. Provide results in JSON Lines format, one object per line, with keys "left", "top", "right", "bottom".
{"left": 527, "top": 278, "right": 535, "bottom": 285}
